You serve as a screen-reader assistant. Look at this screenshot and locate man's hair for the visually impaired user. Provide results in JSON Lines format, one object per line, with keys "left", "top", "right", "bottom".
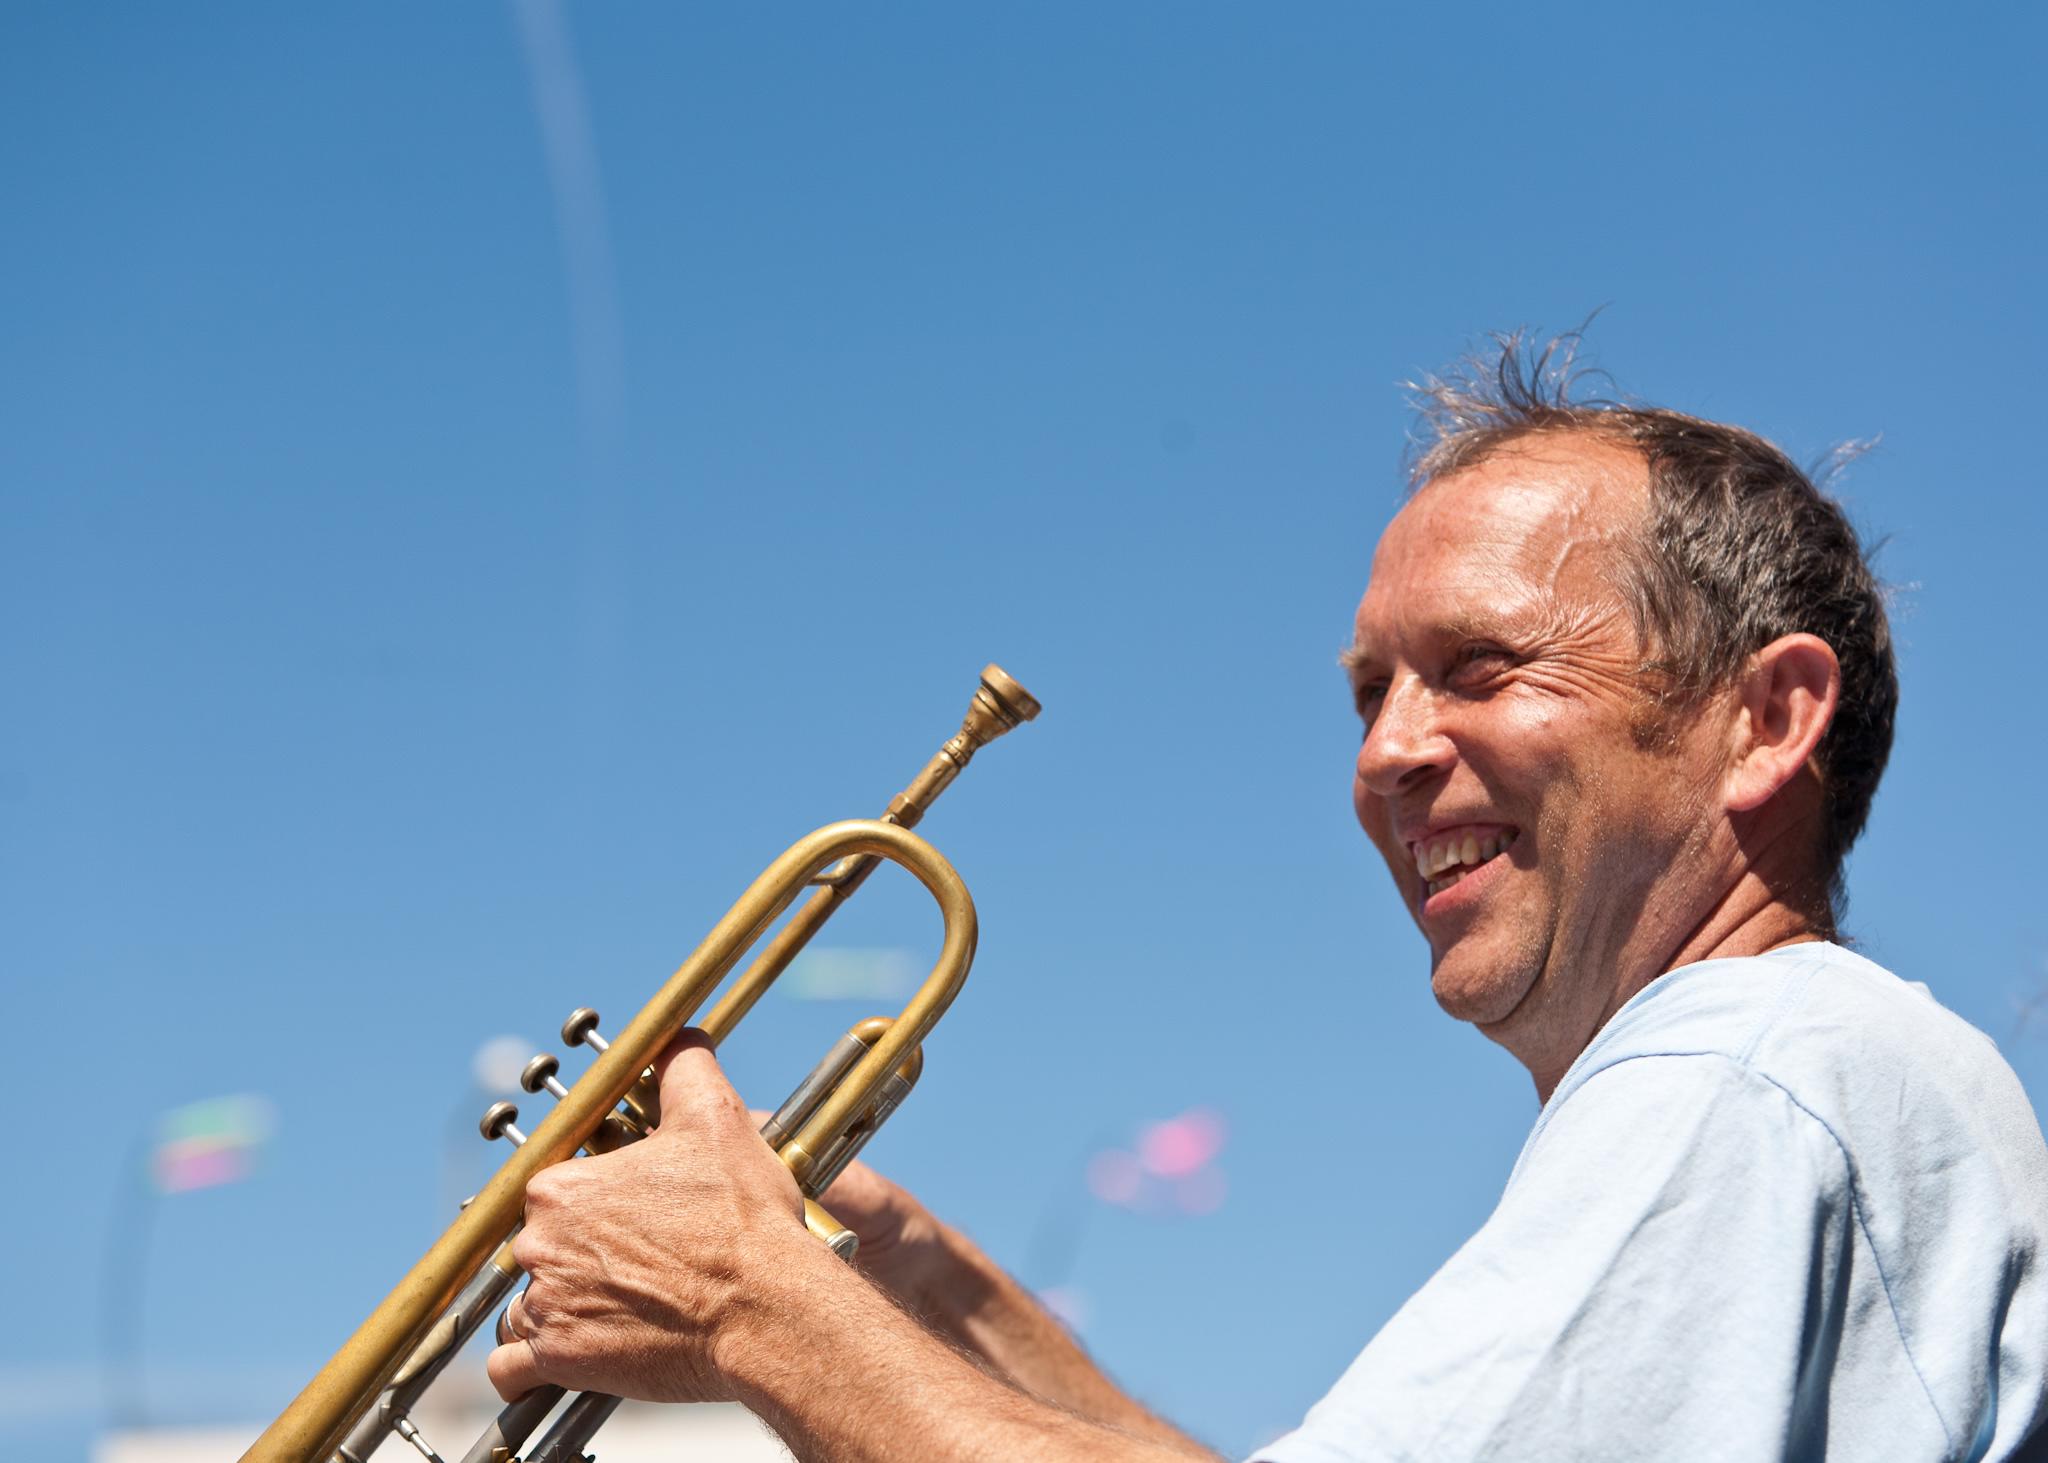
{"left": 1407, "top": 330, "right": 1897, "bottom": 922}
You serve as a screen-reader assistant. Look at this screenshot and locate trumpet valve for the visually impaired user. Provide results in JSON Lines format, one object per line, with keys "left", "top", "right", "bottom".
{"left": 561, "top": 1007, "right": 609, "bottom": 1052}
{"left": 620, "top": 1072, "right": 660, "bottom": 1129}
{"left": 520, "top": 1053, "right": 570, "bottom": 1100}
{"left": 580, "top": 1111, "right": 643, "bottom": 1154}
{"left": 479, "top": 1102, "right": 527, "bottom": 1147}
{"left": 556, "top": 1009, "right": 659, "bottom": 1132}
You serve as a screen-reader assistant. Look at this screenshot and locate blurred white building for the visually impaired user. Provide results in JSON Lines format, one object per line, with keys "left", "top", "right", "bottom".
{"left": 96, "top": 1398, "right": 794, "bottom": 1462}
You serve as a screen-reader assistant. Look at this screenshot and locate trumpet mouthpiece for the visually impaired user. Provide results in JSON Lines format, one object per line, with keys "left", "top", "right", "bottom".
{"left": 883, "top": 664, "right": 1041, "bottom": 830}
{"left": 966, "top": 664, "right": 1041, "bottom": 748}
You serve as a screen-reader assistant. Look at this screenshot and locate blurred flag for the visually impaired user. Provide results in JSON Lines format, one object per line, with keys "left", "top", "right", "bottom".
{"left": 1138, "top": 1108, "right": 1226, "bottom": 1179}
{"left": 783, "top": 947, "right": 917, "bottom": 1001}
{"left": 1087, "top": 1107, "right": 1229, "bottom": 1216}
{"left": 152, "top": 1093, "right": 276, "bottom": 1194}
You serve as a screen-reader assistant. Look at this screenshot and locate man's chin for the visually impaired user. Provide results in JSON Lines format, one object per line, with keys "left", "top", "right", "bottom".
{"left": 1429, "top": 954, "right": 1538, "bottom": 1028}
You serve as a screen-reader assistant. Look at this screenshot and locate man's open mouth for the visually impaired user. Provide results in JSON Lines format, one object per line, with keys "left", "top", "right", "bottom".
{"left": 1411, "top": 826, "right": 1520, "bottom": 898}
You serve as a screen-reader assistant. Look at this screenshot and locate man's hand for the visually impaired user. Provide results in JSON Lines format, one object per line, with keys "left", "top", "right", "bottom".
{"left": 482, "top": 1031, "right": 1218, "bottom": 1461}
{"left": 485, "top": 1030, "right": 817, "bottom": 1405}
{"left": 816, "top": 1156, "right": 950, "bottom": 1309}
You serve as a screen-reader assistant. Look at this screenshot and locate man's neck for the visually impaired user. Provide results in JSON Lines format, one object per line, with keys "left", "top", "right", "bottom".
{"left": 1664, "top": 875, "right": 1832, "bottom": 976}
{"left": 1519, "top": 868, "right": 1832, "bottom": 1103}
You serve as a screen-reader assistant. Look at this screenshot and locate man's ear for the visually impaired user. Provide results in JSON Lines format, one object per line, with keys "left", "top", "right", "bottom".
{"left": 1725, "top": 634, "right": 1841, "bottom": 814}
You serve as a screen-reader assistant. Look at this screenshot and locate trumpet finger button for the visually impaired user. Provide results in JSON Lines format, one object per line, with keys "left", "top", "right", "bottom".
{"left": 480, "top": 1101, "right": 528, "bottom": 1147}
{"left": 521, "top": 1053, "right": 570, "bottom": 1100}
{"left": 561, "top": 1007, "right": 609, "bottom": 1052}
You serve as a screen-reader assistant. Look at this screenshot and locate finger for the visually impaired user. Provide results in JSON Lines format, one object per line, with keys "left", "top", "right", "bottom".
{"left": 652, "top": 1029, "right": 745, "bottom": 1130}
{"left": 819, "top": 1159, "right": 920, "bottom": 1244}
{"left": 819, "top": 1157, "right": 886, "bottom": 1211}
{"left": 495, "top": 1288, "right": 533, "bottom": 1346}
{"left": 486, "top": 1338, "right": 547, "bottom": 1402}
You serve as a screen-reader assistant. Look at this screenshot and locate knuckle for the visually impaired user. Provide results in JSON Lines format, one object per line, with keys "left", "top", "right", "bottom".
{"left": 525, "top": 1164, "right": 585, "bottom": 1214}
{"left": 510, "top": 1227, "right": 547, "bottom": 1271}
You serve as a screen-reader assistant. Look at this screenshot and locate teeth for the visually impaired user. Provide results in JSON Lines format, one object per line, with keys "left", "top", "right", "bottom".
{"left": 1412, "top": 828, "right": 1518, "bottom": 892}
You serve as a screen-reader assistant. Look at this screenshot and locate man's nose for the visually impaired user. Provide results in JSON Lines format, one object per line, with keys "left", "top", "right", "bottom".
{"left": 1355, "top": 677, "right": 1455, "bottom": 797}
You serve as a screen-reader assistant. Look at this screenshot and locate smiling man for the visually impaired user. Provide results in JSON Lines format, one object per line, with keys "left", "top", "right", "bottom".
{"left": 1345, "top": 423, "right": 1857, "bottom": 1099}
{"left": 487, "top": 341, "right": 2048, "bottom": 1462}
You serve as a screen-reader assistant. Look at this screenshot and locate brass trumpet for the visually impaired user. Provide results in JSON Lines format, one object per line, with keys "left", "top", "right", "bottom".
{"left": 242, "top": 665, "right": 1039, "bottom": 1463}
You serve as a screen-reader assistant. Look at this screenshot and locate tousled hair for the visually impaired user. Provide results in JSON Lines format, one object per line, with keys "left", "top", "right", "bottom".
{"left": 1407, "top": 329, "right": 1897, "bottom": 922}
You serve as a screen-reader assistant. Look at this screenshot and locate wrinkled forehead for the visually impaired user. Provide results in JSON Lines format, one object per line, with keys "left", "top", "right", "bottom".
{"left": 1353, "top": 436, "right": 1649, "bottom": 652}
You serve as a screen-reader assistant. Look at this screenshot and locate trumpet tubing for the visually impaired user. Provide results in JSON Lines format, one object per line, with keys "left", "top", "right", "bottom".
{"left": 242, "top": 665, "right": 1038, "bottom": 1463}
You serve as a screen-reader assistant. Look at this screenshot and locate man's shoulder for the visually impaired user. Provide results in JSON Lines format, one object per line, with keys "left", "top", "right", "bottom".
{"left": 1557, "top": 941, "right": 2047, "bottom": 1195}
{"left": 1572, "top": 940, "right": 1993, "bottom": 1090}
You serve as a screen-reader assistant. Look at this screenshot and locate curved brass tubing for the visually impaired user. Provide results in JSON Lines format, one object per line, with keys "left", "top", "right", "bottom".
{"left": 242, "top": 818, "right": 977, "bottom": 1463}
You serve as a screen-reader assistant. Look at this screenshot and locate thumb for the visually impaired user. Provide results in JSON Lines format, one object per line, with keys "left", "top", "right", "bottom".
{"left": 486, "top": 1339, "right": 552, "bottom": 1403}
{"left": 651, "top": 1029, "right": 745, "bottom": 1134}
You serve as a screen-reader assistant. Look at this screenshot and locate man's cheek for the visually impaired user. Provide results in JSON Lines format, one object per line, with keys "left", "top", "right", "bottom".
{"left": 1354, "top": 791, "right": 1392, "bottom": 847}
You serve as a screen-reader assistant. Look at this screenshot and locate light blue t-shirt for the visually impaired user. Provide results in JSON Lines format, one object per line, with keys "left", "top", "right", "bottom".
{"left": 1256, "top": 942, "right": 2048, "bottom": 1462}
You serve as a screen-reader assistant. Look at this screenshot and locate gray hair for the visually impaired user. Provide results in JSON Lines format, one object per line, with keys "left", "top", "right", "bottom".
{"left": 1407, "top": 330, "right": 1897, "bottom": 923}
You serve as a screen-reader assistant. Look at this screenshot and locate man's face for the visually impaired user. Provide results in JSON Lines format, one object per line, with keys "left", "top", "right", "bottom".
{"left": 1348, "top": 436, "right": 1729, "bottom": 1070}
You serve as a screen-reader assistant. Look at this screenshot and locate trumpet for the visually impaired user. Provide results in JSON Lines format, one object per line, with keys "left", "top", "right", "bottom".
{"left": 242, "top": 665, "right": 1040, "bottom": 1463}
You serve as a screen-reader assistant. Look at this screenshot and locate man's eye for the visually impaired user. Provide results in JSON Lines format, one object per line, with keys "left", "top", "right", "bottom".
{"left": 1354, "top": 683, "right": 1388, "bottom": 720}
{"left": 1450, "top": 645, "right": 1515, "bottom": 682}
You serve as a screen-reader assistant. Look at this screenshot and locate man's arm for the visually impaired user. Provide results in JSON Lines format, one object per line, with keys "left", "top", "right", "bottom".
{"left": 724, "top": 1233, "right": 1216, "bottom": 1463}
{"left": 485, "top": 1034, "right": 1223, "bottom": 1462}
{"left": 817, "top": 1159, "right": 1202, "bottom": 1448}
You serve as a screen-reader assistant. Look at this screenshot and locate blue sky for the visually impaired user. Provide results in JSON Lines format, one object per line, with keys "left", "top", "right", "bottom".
{"left": 5, "top": 4, "right": 2047, "bottom": 1459}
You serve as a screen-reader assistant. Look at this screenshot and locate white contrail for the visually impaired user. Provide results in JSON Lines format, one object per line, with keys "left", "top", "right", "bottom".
{"left": 510, "top": 0, "right": 627, "bottom": 466}
{"left": 511, "top": 0, "right": 629, "bottom": 749}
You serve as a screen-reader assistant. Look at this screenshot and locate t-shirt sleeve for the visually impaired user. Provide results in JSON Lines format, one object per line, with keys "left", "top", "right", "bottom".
{"left": 1252, "top": 1054, "right": 1853, "bottom": 1463}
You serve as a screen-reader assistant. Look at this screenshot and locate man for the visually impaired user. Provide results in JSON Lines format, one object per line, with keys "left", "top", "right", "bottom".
{"left": 487, "top": 341, "right": 2048, "bottom": 1460}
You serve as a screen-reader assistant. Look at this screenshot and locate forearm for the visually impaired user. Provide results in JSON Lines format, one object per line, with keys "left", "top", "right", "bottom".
{"left": 893, "top": 1223, "right": 1205, "bottom": 1451}
{"left": 734, "top": 1239, "right": 1221, "bottom": 1463}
